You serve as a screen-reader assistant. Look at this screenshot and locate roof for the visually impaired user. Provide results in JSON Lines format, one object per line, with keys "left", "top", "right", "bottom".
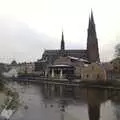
{"left": 43, "top": 49, "right": 88, "bottom": 60}
{"left": 49, "top": 64, "right": 74, "bottom": 68}
{"left": 68, "top": 56, "right": 88, "bottom": 62}
{"left": 44, "top": 49, "right": 87, "bottom": 54}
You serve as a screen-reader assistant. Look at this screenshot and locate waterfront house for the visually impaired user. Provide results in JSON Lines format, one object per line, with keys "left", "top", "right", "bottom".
{"left": 81, "top": 63, "right": 106, "bottom": 81}
{"left": 48, "top": 56, "right": 89, "bottom": 79}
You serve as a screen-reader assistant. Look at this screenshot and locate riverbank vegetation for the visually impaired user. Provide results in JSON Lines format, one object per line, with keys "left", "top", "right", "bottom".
{"left": 0, "top": 87, "right": 19, "bottom": 113}
{"left": 0, "top": 69, "right": 19, "bottom": 111}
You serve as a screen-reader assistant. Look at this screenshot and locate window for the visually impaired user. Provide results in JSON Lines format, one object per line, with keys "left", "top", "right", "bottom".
{"left": 86, "top": 74, "right": 89, "bottom": 78}
{"left": 92, "top": 66, "right": 94, "bottom": 70}
{"left": 97, "top": 74, "right": 100, "bottom": 79}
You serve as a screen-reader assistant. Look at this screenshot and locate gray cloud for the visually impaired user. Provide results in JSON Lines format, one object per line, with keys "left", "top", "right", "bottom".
{"left": 0, "top": 19, "right": 59, "bottom": 63}
{"left": 0, "top": 18, "right": 117, "bottom": 63}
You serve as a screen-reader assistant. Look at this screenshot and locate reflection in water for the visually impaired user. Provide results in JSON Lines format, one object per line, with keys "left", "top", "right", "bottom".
{"left": 41, "top": 84, "right": 120, "bottom": 120}
{"left": 87, "top": 89, "right": 106, "bottom": 120}
{"left": 8, "top": 82, "right": 120, "bottom": 120}
{"left": 111, "top": 92, "right": 120, "bottom": 120}
{"left": 88, "top": 103, "right": 100, "bottom": 120}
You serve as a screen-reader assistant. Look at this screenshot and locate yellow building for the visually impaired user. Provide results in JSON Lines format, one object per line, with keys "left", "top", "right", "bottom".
{"left": 81, "top": 63, "right": 106, "bottom": 81}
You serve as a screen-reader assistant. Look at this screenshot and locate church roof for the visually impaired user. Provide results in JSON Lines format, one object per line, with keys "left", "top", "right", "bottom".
{"left": 49, "top": 64, "right": 73, "bottom": 68}
{"left": 43, "top": 49, "right": 88, "bottom": 60}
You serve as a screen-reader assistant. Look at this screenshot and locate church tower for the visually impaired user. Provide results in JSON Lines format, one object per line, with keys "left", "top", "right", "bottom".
{"left": 87, "top": 11, "right": 100, "bottom": 63}
{"left": 60, "top": 31, "right": 65, "bottom": 56}
{"left": 61, "top": 31, "right": 65, "bottom": 50}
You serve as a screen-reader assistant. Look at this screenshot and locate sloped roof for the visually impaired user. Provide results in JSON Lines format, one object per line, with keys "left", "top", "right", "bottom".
{"left": 68, "top": 56, "right": 88, "bottom": 62}
{"left": 43, "top": 49, "right": 88, "bottom": 60}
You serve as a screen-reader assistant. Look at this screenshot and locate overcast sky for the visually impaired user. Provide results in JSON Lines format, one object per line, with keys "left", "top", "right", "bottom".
{"left": 0, "top": 0, "right": 120, "bottom": 63}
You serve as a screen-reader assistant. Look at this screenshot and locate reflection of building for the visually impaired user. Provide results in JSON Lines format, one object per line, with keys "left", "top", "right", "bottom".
{"left": 87, "top": 89, "right": 101, "bottom": 120}
{"left": 81, "top": 63, "right": 106, "bottom": 81}
{"left": 35, "top": 11, "right": 100, "bottom": 75}
{"left": 42, "top": 84, "right": 111, "bottom": 120}
{"left": 113, "top": 103, "right": 120, "bottom": 119}
{"left": 88, "top": 103, "right": 100, "bottom": 120}
{"left": 87, "top": 89, "right": 107, "bottom": 120}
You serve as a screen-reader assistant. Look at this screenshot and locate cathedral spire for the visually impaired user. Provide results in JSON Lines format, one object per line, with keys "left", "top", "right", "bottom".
{"left": 87, "top": 10, "right": 100, "bottom": 63}
{"left": 61, "top": 31, "right": 65, "bottom": 50}
{"left": 88, "top": 15, "right": 91, "bottom": 29}
{"left": 88, "top": 10, "right": 96, "bottom": 34}
{"left": 90, "top": 9, "right": 94, "bottom": 23}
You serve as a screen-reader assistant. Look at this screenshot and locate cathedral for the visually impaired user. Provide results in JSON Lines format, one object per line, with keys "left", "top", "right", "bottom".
{"left": 35, "top": 11, "right": 100, "bottom": 71}
{"left": 42, "top": 11, "right": 99, "bottom": 64}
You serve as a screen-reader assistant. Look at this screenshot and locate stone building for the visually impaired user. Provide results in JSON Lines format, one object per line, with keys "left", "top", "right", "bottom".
{"left": 81, "top": 63, "right": 106, "bottom": 81}
{"left": 10, "top": 62, "right": 35, "bottom": 74}
{"left": 48, "top": 56, "right": 89, "bottom": 79}
{"left": 35, "top": 11, "right": 100, "bottom": 73}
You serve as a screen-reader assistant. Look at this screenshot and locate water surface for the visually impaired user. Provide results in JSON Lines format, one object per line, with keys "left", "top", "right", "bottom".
{"left": 8, "top": 82, "right": 120, "bottom": 120}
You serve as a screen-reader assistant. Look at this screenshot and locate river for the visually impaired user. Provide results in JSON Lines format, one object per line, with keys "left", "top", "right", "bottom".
{"left": 8, "top": 81, "right": 120, "bottom": 120}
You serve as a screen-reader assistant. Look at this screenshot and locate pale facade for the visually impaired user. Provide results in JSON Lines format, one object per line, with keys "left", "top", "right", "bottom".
{"left": 11, "top": 62, "right": 35, "bottom": 74}
{"left": 81, "top": 63, "right": 106, "bottom": 81}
